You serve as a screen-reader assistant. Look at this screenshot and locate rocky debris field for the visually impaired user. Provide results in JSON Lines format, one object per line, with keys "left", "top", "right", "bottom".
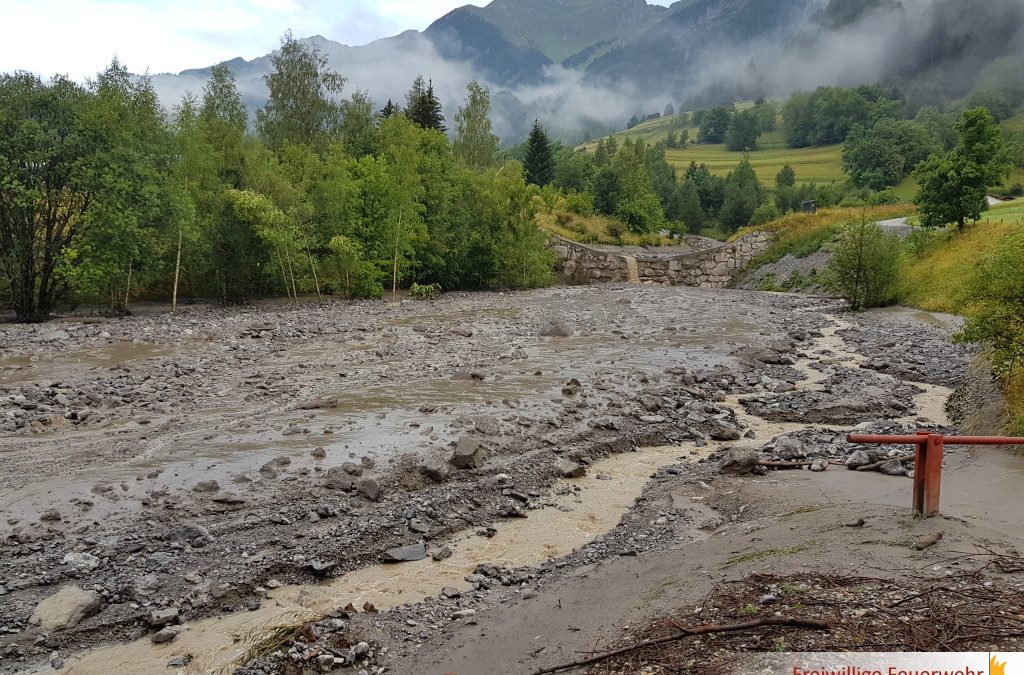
{"left": 0, "top": 286, "right": 979, "bottom": 674}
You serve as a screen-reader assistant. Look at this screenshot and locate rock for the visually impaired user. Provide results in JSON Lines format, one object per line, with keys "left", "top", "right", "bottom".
{"left": 311, "top": 447, "right": 327, "bottom": 459}
{"left": 149, "top": 608, "right": 179, "bottom": 627}
{"left": 62, "top": 552, "right": 100, "bottom": 571}
{"left": 167, "top": 655, "right": 193, "bottom": 668}
{"left": 431, "top": 546, "right": 453, "bottom": 561}
{"left": 540, "top": 321, "right": 573, "bottom": 337}
{"left": 845, "top": 450, "right": 873, "bottom": 470}
{"left": 449, "top": 436, "right": 483, "bottom": 469}
{"left": 474, "top": 416, "right": 500, "bottom": 436}
{"left": 381, "top": 543, "right": 427, "bottom": 563}
{"left": 845, "top": 518, "right": 867, "bottom": 528}
{"left": 165, "top": 523, "right": 214, "bottom": 548}
{"left": 809, "top": 459, "right": 829, "bottom": 472}
{"left": 356, "top": 478, "right": 382, "bottom": 502}
{"left": 708, "top": 423, "right": 741, "bottom": 442}
{"left": 878, "top": 459, "right": 908, "bottom": 476}
{"left": 452, "top": 609, "right": 476, "bottom": 619}
{"left": 556, "top": 460, "right": 586, "bottom": 479}
{"left": 418, "top": 459, "right": 450, "bottom": 482}
{"left": 408, "top": 518, "right": 430, "bottom": 534}
{"left": 296, "top": 397, "right": 339, "bottom": 410}
{"left": 451, "top": 327, "right": 474, "bottom": 338}
{"left": 441, "top": 586, "right": 461, "bottom": 599}
{"left": 29, "top": 585, "right": 102, "bottom": 632}
{"left": 774, "top": 437, "right": 806, "bottom": 460}
{"left": 341, "top": 462, "right": 364, "bottom": 477}
{"left": 325, "top": 467, "right": 356, "bottom": 490}
{"left": 718, "top": 447, "right": 760, "bottom": 475}
{"left": 638, "top": 395, "right": 661, "bottom": 412}
{"left": 39, "top": 509, "right": 62, "bottom": 522}
{"left": 152, "top": 626, "right": 181, "bottom": 644}
{"left": 699, "top": 516, "right": 725, "bottom": 531}
{"left": 211, "top": 492, "right": 246, "bottom": 505}
{"left": 192, "top": 480, "right": 219, "bottom": 493}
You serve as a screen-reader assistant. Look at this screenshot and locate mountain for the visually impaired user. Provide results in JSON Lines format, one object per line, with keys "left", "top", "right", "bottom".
{"left": 142, "top": 0, "right": 1024, "bottom": 142}
{"left": 439, "top": 0, "right": 669, "bottom": 63}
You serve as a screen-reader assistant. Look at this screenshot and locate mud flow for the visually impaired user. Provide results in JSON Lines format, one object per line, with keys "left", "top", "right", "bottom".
{"left": 0, "top": 286, "right": 991, "bottom": 675}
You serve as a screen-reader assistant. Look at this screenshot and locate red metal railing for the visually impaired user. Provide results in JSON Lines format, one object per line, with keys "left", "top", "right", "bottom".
{"left": 846, "top": 432, "right": 1024, "bottom": 516}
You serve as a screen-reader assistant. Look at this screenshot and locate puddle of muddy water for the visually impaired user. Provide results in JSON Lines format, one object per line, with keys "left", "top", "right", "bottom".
{"left": 0, "top": 343, "right": 184, "bottom": 385}
{"left": 60, "top": 444, "right": 713, "bottom": 675}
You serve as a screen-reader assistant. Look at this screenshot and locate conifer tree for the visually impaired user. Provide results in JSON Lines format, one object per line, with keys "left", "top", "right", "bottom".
{"left": 405, "top": 76, "right": 446, "bottom": 132}
{"left": 524, "top": 120, "right": 554, "bottom": 187}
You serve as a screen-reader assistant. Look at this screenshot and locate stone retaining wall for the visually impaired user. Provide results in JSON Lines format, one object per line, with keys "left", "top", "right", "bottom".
{"left": 551, "top": 231, "right": 773, "bottom": 288}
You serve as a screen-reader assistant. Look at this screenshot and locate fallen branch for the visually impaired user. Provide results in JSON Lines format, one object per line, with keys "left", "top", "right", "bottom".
{"left": 855, "top": 454, "right": 916, "bottom": 472}
{"left": 758, "top": 460, "right": 816, "bottom": 468}
{"left": 914, "top": 531, "right": 944, "bottom": 550}
{"left": 529, "top": 617, "right": 831, "bottom": 675}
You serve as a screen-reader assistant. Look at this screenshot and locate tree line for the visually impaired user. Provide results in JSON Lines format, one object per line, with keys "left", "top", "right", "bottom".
{"left": 0, "top": 33, "right": 554, "bottom": 322}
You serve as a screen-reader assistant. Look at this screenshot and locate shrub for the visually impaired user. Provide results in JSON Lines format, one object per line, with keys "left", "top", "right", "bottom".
{"left": 554, "top": 212, "right": 574, "bottom": 227}
{"left": 605, "top": 220, "right": 627, "bottom": 240}
{"left": 409, "top": 282, "right": 441, "bottom": 301}
{"left": 564, "top": 191, "right": 595, "bottom": 216}
{"left": 750, "top": 203, "right": 781, "bottom": 226}
{"left": 956, "top": 229, "right": 1024, "bottom": 375}
{"left": 824, "top": 219, "right": 901, "bottom": 310}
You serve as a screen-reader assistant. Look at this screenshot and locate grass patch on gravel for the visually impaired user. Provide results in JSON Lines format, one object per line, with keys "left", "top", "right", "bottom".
{"left": 725, "top": 540, "right": 815, "bottom": 567}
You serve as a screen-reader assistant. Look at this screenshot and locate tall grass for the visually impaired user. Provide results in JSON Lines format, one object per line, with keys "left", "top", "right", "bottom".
{"left": 899, "top": 200, "right": 1024, "bottom": 313}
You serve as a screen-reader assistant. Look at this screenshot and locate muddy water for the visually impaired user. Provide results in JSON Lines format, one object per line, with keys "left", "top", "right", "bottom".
{"left": 61, "top": 445, "right": 713, "bottom": 675}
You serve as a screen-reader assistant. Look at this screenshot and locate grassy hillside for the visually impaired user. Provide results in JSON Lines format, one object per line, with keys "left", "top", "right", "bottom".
{"left": 582, "top": 115, "right": 847, "bottom": 188}
{"left": 898, "top": 198, "right": 1024, "bottom": 432}
{"left": 899, "top": 199, "right": 1024, "bottom": 314}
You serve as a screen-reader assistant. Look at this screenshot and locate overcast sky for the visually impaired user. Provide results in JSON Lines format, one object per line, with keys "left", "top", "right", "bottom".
{"left": 2, "top": 0, "right": 673, "bottom": 80}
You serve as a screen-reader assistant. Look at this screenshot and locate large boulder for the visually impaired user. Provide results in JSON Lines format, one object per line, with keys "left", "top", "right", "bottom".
{"left": 556, "top": 460, "right": 587, "bottom": 478}
{"left": 30, "top": 585, "right": 102, "bottom": 632}
{"left": 449, "top": 437, "right": 483, "bottom": 469}
{"left": 381, "top": 543, "right": 427, "bottom": 563}
{"left": 325, "top": 466, "right": 356, "bottom": 490}
{"left": 718, "top": 447, "right": 761, "bottom": 475}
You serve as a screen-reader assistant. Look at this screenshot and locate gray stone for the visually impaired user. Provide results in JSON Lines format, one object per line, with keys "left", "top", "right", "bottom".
{"left": 809, "top": 459, "right": 829, "bottom": 472}
{"left": 432, "top": 546, "right": 453, "bottom": 561}
{"left": 718, "top": 447, "right": 760, "bottom": 475}
{"left": 164, "top": 523, "right": 214, "bottom": 547}
{"left": 381, "top": 543, "right": 427, "bottom": 563}
{"left": 62, "top": 552, "right": 100, "bottom": 571}
{"left": 30, "top": 585, "right": 102, "bottom": 632}
{"left": 356, "top": 478, "right": 382, "bottom": 502}
{"left": 474, "top": 416, "right": 500, "bottom": 436}
{"left": 774, "top": 437, "right": 807, "bottom": 460}
{"left": 708, "top": 422, "right": 741, "bottom": 441}
{"left": 540, "top": 321, "right": 573, "bottom": 337}
{"left": 151, "top": 625, "right": 181, "bottom": 644}
{"left": 211, "top": 492, "right": 246, "bottom": 505}
{"left": 878, "top": 459, "right": 908, "bottom": 476}
{"left": 341, "top": 462, "right": 363, "bottom": 477}
{"left": 449, "top": 437, "right": 483, "bottom": 469}
{"left": 556, "top": 460, "right": 586, "bottom": 478}
{"left": 418, "top": 459, "right": 450, "bottom": 482}
{"left": 191, "top": 480, "right": 219, "bottom": 493}
{"left": 845, "top": 450, "right": 873, "bottom": 469}
{"left": 325, "top": 467, "right": 356, "bottom": 490}
{"left": 149, "top": 607, "right": 179, "bottom": 627}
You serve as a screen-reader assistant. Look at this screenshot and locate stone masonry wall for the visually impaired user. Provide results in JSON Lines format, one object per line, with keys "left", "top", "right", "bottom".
{"left": 551, "top": 231, "right": 773, "bottom": 288}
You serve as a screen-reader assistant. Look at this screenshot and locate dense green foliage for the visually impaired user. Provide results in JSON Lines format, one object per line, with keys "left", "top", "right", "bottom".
{"left": 914, "top": 108, "right": 1011, "bottom": 228}
{"left": 524, "top": 121, "right": 554, "bottom": 187}
{"left": 0, "top": 39, "right": 555, "bottom": 320}
{"left": 957, "top": 228, "right": 1024, "bottom": 376}
{"left": 824, "top": 219, "right": 901, "bottom": 310}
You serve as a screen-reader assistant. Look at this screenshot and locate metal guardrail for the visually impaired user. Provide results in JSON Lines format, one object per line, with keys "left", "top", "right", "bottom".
{"left": 846, "top": 432, "right": 1024, "bottom": 516}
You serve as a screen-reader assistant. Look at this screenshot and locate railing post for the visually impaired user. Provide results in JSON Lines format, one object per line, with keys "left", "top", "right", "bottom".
{"left": 923, "top": 434, "right": 944, "bottom": 516}
{"left": 913, "top": 431, "right": 929, "bottom": 514}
